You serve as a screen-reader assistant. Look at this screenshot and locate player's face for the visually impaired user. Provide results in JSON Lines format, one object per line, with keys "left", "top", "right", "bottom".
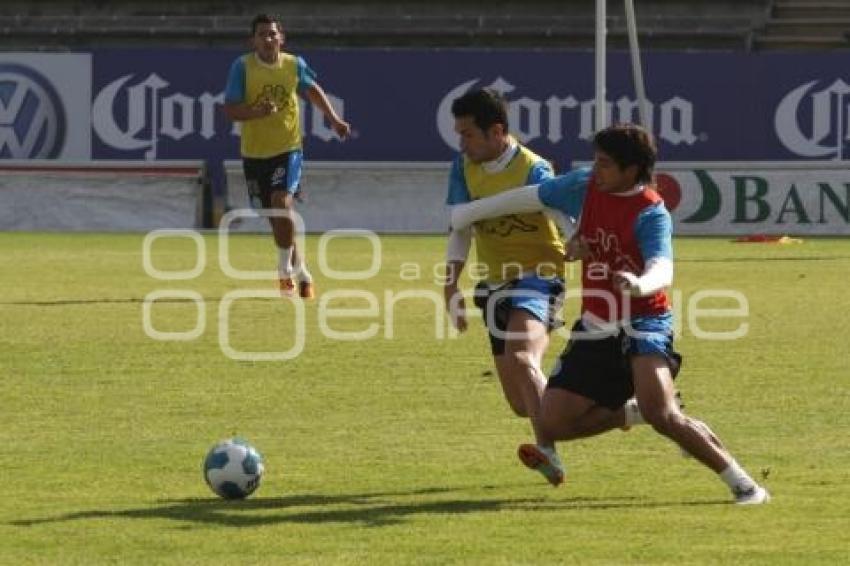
{"left": 454, "top": 117, "right": 504, "bottom": 164}
{"left": 593, "top": 150, "right": 639, "bottom": 193}
{"left": 253, "top": 22, "right": 283, "bottom": 63}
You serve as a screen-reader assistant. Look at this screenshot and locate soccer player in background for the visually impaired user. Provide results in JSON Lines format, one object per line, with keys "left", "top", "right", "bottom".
{"left": 450, "top": 123, "right": 770, "bottom": 504}
{"left": 223, "top": 14, "right": 351, "bottom": 298}
{"left": 443, "top": 88, "right": 569, "bottom": 476}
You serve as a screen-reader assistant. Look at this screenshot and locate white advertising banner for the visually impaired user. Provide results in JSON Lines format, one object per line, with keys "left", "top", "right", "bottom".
{"left": 657, "top": 162, "right": 850, "bottom": 236}
{"left": 0, "top": 53, "right": 92, "bottom": 159}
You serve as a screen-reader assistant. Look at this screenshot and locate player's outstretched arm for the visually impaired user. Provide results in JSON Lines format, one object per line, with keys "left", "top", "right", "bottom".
{"left": 450, "top": 185, "right": 542, "bottom": 230}
{"left": 450, "top": 167, "right": 591, "bottom": 231}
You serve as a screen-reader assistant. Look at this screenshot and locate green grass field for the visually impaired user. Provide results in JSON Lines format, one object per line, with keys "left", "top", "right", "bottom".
{"left": 1, "top": 232, "right": 848, "bottom": 564}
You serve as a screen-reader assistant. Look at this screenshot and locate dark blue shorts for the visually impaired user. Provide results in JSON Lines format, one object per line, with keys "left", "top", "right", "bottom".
{"left": 473, "top": 275, "right": 565, "bottom": 356}
{"left": 547, "top": 315, "right": 682, "bottom": 410}
{"left": 242, "top": 150, "right": 303, "bottom": 209}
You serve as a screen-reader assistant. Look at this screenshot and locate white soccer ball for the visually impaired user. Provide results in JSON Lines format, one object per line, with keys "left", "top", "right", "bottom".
{"left": 203, "top": 438, "right": 265, "bottom": 499}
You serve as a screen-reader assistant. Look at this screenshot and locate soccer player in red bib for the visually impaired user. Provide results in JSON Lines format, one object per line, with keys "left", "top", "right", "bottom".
{"left": 450, "top": 124, "right": 769, "bottom": 504}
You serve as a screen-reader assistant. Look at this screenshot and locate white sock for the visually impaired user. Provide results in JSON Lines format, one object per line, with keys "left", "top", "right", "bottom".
{"left": 538, "top": 444, "right": 562, "bottom": 466}
{"left": 278, "top": 247, "right": 293, "bottom": 277}
{"left": 295, "top": 262, "right": 313, "bottom": 283}
{"left": 623, "top": 398, "right": 645, "bottom": 427}
{"left": 719, "top": 460, "right": 757, "bottom": 493}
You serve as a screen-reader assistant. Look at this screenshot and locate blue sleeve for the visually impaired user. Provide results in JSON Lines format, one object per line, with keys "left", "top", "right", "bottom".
{"left": 224, "top": 57, "right": 246, "bottom": 104}
{"left": 536, "top": 167, "right": 590, "bottom": 219}
{"left": 526, "top": 160, "right": 554, "bottom": 185}
{"left": 296, "top": 56, "right": 318, "bottom": 92}
{"left": 446, "top": 156, "right": 471, "bottom": 205}
{"left": 635, "top": 203, "right": 673, "bottom": 261}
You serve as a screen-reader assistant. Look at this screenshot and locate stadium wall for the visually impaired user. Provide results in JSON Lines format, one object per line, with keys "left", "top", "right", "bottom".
{"left": 1, "top": 159, "right": 846, "bottom": 235}
{"left": 0, "top": 161, "right": 206, "bottom": 231}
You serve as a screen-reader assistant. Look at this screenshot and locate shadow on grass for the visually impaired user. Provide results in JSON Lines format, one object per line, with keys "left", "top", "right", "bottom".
{"left": 9, "top": 484, "right": 730, "bottom": 529}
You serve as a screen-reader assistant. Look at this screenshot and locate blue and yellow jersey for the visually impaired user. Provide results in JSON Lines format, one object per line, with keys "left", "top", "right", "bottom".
{"left": 224, "top": 52, "right": 317, "bottom": 159}
{"left": 447, "top": 144, "right": 565, "bottom": 282}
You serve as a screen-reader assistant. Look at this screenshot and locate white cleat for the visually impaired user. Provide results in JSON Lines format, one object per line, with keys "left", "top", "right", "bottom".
{"left": 733, "top": 485, "right": 771, "bottom": 505}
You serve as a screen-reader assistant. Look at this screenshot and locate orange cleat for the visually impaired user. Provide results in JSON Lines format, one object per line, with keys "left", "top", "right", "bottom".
{"left": 517, "top": 443, "right": 565, "bottom": 487}
{"left": 298, "top": 280, "right": 315, "bottom": 299}
{"left": 279, "top": 277, "right": 295, "bottom": 297}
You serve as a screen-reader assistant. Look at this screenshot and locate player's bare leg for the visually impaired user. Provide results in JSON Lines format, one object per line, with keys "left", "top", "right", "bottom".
{"left": 539, "top": 388, "right": 626, "bottom": 441}
{"left": 632, "top": 355, "right": 769, "bottom": 504}
{"left": 519, "top": 386, "right": 638, "bottom": 485}
{"left": 496, "top": 310, "right": 549, "bottom": 441}
{"left": 269, "top": 191, "right": 313, "bottom": 298}
{"left": 268, "top": 191, "right": 295, "bottom": 296}
{"left": 496, "top": 310, "right": 567, "bottom": 486}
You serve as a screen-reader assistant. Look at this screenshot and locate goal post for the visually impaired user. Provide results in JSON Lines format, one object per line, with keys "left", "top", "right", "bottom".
{"left": 596, "top": 0, "right": 651, "bottom": 131}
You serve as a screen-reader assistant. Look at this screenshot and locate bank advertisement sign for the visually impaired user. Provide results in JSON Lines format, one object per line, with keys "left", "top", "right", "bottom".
{"left": 652, "top": 163, "right": 850, "bottom": 235}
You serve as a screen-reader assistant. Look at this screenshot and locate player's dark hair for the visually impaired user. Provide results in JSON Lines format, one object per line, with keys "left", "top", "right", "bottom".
{"left": 251, "top": 14, "right": 282, "bottom": 35}
{"left": 450, "top": 88, "right": 509, "bottom": 133}
{"left": 593, "top": 123, "right": 657, "bottom": 183}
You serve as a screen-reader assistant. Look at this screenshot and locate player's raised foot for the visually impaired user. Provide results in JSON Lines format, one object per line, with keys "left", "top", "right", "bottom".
{"left": 733, "top": 484, "right": 771, "bottom": 505}
{"left": 298, "top": 280, "right": 315, "bottom": 299}
{"left": 279, "top": 277, "right": 295, "bottom": 297}
{"left": 620, "top": 397, "right": 641, "bottom": 431}
{"left": 517, "top": 443, "right": 564, "bottom": 487}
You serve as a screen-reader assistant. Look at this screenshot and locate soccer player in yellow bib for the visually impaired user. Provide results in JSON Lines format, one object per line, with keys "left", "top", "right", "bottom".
{"left": 224, "top": 14, "right": 351, "bottom": 298}
{"left": 444, "top": 88, "right": 570, "bottom": 484}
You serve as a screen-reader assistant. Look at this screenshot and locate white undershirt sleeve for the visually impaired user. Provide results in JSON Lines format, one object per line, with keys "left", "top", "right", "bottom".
{"left": 449, "top": 184, "right": 543, "bottom": 230}
{"left": 620, "top": 257, "right": 674, "bottom": 297}
{"left": 445, "top": 224, "right": 472, "bottom": 263}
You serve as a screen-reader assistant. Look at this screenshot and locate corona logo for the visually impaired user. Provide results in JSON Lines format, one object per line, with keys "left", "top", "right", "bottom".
{"left": 92, "top": 72, "right": 345, "bottom": 160}
{"left": 437, "top": 77, "right": 699, "bottom": 151}
{"left": 775, "top": 79, "right": 850, "bottom": 159}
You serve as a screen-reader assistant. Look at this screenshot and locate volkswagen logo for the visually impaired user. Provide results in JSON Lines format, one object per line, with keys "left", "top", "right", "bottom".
{"left": 0, "top": 63, "right": 67, "bottom": 158}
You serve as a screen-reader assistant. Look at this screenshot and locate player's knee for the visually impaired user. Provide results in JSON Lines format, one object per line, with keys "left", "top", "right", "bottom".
{"left": 645, "top": 407, "right": 686, "bottom": 437}
{"left": 507, "top": 350, "right": 539, "bottom": 373}
{"left": 270, "top": 191, "right": 293, "bottom": 209}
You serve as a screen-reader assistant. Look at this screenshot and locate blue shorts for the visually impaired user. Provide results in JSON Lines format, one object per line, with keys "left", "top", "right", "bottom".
{"left": 547, "top": 312, "right": 682, "bottom": 410}
{"left": 626, "top": 313, "right": 677, "bottom": 357}
{"left": 473, "top": 275, "right": 565, "bottom": 356}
